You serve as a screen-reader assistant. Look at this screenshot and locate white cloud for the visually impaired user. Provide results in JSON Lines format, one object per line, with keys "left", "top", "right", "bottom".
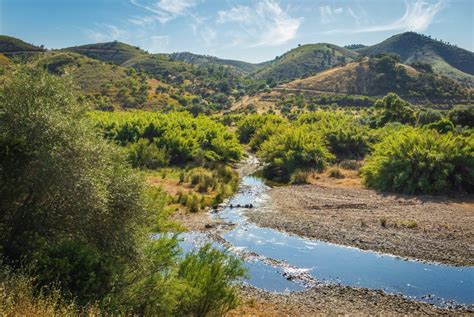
{"left": 319, "top": 5, "right": 344, "bottom": 24}
{"left": 85, "top": 24, "right": 130, "bottom": 43}
{"left": 130, "top": 0, "right": 198, "bottom": 24}
{"left": 217, "top": 0, "right": 302, "bottom": 47}
{"left": 326, "top": 0, "right": 444, "bottom": 34}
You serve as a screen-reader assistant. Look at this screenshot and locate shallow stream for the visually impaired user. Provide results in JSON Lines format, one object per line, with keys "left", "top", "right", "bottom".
{"left": 180, "top": 173, "right": 474, "bottom": 308}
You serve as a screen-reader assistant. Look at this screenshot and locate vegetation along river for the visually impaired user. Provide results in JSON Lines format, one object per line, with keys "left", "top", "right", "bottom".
{"left": 179, "top": 158, "right": 474, "bottom": 310}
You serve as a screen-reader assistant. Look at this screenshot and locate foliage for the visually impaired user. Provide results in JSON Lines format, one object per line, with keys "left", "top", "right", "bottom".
{"left": 372, "top": 93, "right": 415, "bottom": 127}
{"left": 259, "top": 126, "right": 334, "bottom": 181}
{"left": 176, "top": 244, "right": 247, "bottom": 316}
{"left": 361, "top": 127, "right": 473, "bottom": 194}
{"left": 128, "top": 138, "right": 169, "bottom": 169}
{"left": 0, "top": 67, "right": 152, "bottom": 303}
{"left": 449, "top": 105, "right": 474, "bottom": 128}
{"left": 0, "top": 67, "right": 247, "bottom": 315}
{"left": 91, "top": 111, "right": 243, "bottom": 165}
{"left": 236, "top": 114, "right": 284, "bottom": 144}
{"left": 0, "top": 265, "right": 100, "bottom": 316}
{"left": 297, "top": 112, "right": 370, "bottom": 160}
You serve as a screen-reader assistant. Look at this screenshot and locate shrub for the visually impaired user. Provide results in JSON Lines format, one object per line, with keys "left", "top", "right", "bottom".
{"left": 259, "top": 126, "right": 334, "bottom": 182}
{"left": 339, "top": 160, "right": 362, "bottom": 170}
{"left": 236, "top": 114, "right": 284, "bottom": 144}
{"left": 372, "top": 93, "right": 416, "bottom": 127}
{"left": 0, "top": 265, "right": 100, "bottom": 316}
{"left": 290, "top": 169, "right": 311, "bottom": 184}
{"left": 425, "top": 118, "right": 454, "bottom": 133}
{"left": 328, "top": 166, "right": 344, "bottom": 179}
{"left": 177, "top": 244, "right": 247, "bottom": 316}
{"left": 298, "top": 112, "right": 370, "bottom": 160}
{"left": 361, "top": 127, "right": 473, "bottom": 194}
{"left": 0, "top": 67, "right": 152, "bottom": 303}
{"left": 128, "top": 138, "right": 169, "bottom": 169}
{"left": 449, "top": 105, "right": 474, "bottom": 128}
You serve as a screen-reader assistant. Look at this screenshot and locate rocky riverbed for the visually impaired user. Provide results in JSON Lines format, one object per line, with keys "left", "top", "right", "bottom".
{"left": 246, "top": 183, "right": 474, "bottom": 266}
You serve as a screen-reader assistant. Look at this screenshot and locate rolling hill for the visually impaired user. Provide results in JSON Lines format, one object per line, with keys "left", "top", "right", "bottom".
{"left": 169, "top": 52, "right": 264, "bottom": 74}
{"left": 0, "top": 35, "right": 45, "bottom": 59}
{"left": 280, "top": 56, "right": 469, "bottom": 102}
{"left": 32, "top": 51, "right": 190, "bottom": 110}
{"left": 252, "top": 43, "right": 359, "bottom": 83}
{"left": 357, "top": 32, "right": 474, "bottom": 87}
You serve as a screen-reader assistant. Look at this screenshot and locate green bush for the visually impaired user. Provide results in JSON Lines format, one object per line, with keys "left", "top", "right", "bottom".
{"left": 0, "top": 67, "right": 247, "bottom": 315}
{"left": 296, "top": 112, "right": 370, "bottom": 160}
{"left": 449, "top": 105, "right": 474, "bottom": 128}
{"left": 177, "top": 244, "right": 247, "bottom": 316}
{"left": 259, "top": 126, "right": 334, "bottom": 181}
{"left": 236, "top": 114, "right": 284, "bottom": 144}
{"left": 91, "top": 111, "right": 243, "bottom": 165}
{"left": 361, "top": 127, "right": 473, "bottom": 194}
{"left": 372, "top": 93, "right": 416, "bottom": 127}
{"left": 128, "top": 138, "right": 169, "bottom": 169}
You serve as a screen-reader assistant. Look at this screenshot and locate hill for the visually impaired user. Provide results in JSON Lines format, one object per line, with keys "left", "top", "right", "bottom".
{"left": 280, "top": 56, "right": 469, "bottom": 102}
{"left": 64, "top": 41, "right": 268, "bottom": 112}
{"left": 0, "top": 35, "right": 45, "bottom": 59}
{"left": 252, "top": 43, "right": 359, "bottom": 83}
{"left": 357, "top": 32, "right": 474, "bottom": 87}
{"left": 33, "top": 51, "right": 189, "bottom": 110}
{"left": 64, "top": 41, "right": 147, "bottom": 65}
{"left": 169, "top": 52, "right": 264, "bottom": 74}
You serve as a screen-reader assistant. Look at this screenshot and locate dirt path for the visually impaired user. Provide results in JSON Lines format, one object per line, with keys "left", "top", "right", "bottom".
{"left": 246, "top": 183, "right": 474, "bottom": 266}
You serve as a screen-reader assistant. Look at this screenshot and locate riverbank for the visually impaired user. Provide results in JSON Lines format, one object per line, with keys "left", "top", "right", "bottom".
{"left": 230, "top": 285, "right": 472, "bottom": 316}
{"left": 245, "top": 182, "right": 474, "bottom": 266}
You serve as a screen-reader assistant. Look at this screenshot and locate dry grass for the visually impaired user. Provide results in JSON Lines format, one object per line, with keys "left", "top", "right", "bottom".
{"left": 0, "top": 269, "right": 100, "bottom": 317}
{"left": 309, "top": 165, "right": 362, "bottom": 189}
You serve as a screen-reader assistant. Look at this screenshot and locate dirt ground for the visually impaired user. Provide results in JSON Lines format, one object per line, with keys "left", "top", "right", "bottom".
{"left": 246, "top": 179, "right": 474, "bottom": 266}
{"left": 228, "top": 285, "right": 471, "bottom": 316}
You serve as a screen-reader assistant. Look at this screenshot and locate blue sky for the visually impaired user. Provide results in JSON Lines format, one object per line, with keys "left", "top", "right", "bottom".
{"left": 1, "top": 0, "right": 473, "bottom": 63}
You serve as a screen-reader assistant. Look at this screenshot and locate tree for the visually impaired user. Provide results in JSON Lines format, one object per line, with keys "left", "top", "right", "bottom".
{"left": 373, "top": 93, "right": 416, "bottom": 127}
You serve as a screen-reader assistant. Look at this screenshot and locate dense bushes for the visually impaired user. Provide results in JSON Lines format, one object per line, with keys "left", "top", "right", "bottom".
{"left": 0, "top": 67, "right": 151, "bottom": 304}
{"left": 236, "top": 114, "right": 284, "bottom": 143}
{"left": 0, "top": 67, "right": 246, "bottom": 315}
{"left": 91, "top": 110, "right": 243, "bottom": 165}
{"left": 297, "top": 112, "right": 370, "bottom": 160}
{"left": 361, "top": 127, "right": 473, "bottom": 194}
{"left": 259, "top": 126, "right": 334, "bottom": 181}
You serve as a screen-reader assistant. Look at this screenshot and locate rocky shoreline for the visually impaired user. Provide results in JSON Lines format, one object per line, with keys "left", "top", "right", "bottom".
{"left": 245, "top": 184, "right": 474, "bottom": 266}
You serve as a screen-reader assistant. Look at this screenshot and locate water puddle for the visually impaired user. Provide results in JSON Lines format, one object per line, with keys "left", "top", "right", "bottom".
{"left": 181, "top": 175, "right": 474, "bottom": 308}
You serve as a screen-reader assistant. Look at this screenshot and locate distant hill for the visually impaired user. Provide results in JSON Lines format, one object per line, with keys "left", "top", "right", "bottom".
{"left": 33, "top": 51, "right": 189, "bottom": 110}
{"left": 169, "top": 52, "right": 264, "bottom": 74}
{"left": 0, "top": 35, "right": 45, "bottom": 59}
{"left": 252, "top": 43, "right": 358, "bottom": 83}
{"left": 344, "top": 44, "right": 367, "bottom": 50}
{"left": 357, "top": 32, "right": 474, "bottom": 87}
{"left": 64, "top": 41, "right": 200, "bottom": 81}
{"left": 280, "top": 56, "right": 469, "bottom": 102}
{"left": 64, "top": 41, "right": 147, "bottom": 65}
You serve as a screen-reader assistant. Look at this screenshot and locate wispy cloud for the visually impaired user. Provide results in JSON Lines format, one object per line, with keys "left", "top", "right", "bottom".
{"left": 85, "top": 24, "right": 130, "bottom": 43}
{"left": 217, "top": 0, "right": 302, "bottom": 47}
{"left": 319, "top": 5, "right": 344, "bottom": 24}
{"left": 129, "top": 0, "right": 198, "bottom": 24}
{"left": 326, "top": 0, "right": 444, "bottom": 34}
